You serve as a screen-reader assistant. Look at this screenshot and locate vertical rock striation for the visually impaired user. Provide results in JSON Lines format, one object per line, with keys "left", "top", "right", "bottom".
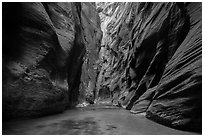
{"left": 96, "top": 2, "right": 201, "bottom": 132}
{"left": 2, "top": 2, "right": 201, "bottom": 133}
{"left": 79, "top": 3, "right": 103, "bottom": 104}
{"left": 3, "top": 2, "right": 102, "bottom": 118}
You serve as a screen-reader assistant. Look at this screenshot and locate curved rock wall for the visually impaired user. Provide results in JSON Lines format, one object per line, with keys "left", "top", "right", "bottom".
{"left": 3, "top": 2, "right": 201, "bottom": 133}
{"left": 3, "top": 2, "right": 102, "bottom": 118}
{"left": 96, "top": 2, "right": 201, "bottom": 132}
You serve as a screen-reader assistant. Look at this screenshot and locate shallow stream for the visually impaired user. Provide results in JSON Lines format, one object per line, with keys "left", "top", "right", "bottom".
{"left": 3, "top": 104, "right": 197, "bottom": 135}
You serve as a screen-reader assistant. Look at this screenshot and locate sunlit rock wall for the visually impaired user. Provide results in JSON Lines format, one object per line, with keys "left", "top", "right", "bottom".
{"left": 79, "top": 2, "right": 103, "bottom": 104}
{"left": 96, "top": 2, "right": 201, "bottom": 132}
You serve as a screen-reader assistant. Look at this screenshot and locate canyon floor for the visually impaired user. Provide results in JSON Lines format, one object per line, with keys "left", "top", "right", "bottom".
{"left": 2, "top": 104, "right": 198, "bottom": 135}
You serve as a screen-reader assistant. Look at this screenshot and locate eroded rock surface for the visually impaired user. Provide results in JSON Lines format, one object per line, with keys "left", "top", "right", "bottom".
{"left": 96, "top": 2, "right": 201, "bottom": 132}
{"left": 3, "top": 2, "right": 102, "bottom": 119}
{"left": 3, "top": 2, "right": 201, "bottom": 133}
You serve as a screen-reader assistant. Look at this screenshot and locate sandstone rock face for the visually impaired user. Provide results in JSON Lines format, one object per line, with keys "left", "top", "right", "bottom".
{"left": 3, "top": 2, "right": 102, "bottom": 119}
{"left": 96, "top": 2, "right": 201, "bottom": 132}
{"left": 79, "top": 3, "right": 102, "bottom": 104}
{"left": 3, "top": 2, "right": 201, "bottom": 133}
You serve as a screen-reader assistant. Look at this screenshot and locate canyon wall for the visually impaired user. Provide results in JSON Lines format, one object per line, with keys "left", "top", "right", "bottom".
{"left": 2, "top": 2, "right": 201, "bottom": 133}
{"left": 2, "top": 2, "right": 102, "bottom": 119}
{"left": 96, "top": 2, "right": 201, "bottom": 132}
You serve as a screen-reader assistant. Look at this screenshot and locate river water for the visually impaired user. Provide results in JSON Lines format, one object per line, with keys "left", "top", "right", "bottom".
{"left": 2, "top": 104, "right": 197, "bottom": 135}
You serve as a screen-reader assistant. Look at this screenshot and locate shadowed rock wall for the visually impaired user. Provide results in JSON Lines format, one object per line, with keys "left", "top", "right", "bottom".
{"left": 2, "top": 2, "right": 201, "bottom": 133}
{"left": 96, "top": 2, "right": 201, "bottom": 132}
{"left": 2, "top": 2, "right": 102, "bottom": 119}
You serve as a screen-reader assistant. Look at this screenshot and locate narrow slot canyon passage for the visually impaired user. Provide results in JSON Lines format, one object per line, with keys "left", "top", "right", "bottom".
{"left": 2, "top": 2, "right": 202, "bottom": 135}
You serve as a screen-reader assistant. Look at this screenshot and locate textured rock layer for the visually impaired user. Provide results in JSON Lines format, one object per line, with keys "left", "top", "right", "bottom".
{"left": 96, "top": 2, "right": 201, "bottom": 132}
{"left": 2, "top": 2, "right": 201, "bottom": 133}
{"left": 3, "top": 2, "right": 102, "bottom": 119}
